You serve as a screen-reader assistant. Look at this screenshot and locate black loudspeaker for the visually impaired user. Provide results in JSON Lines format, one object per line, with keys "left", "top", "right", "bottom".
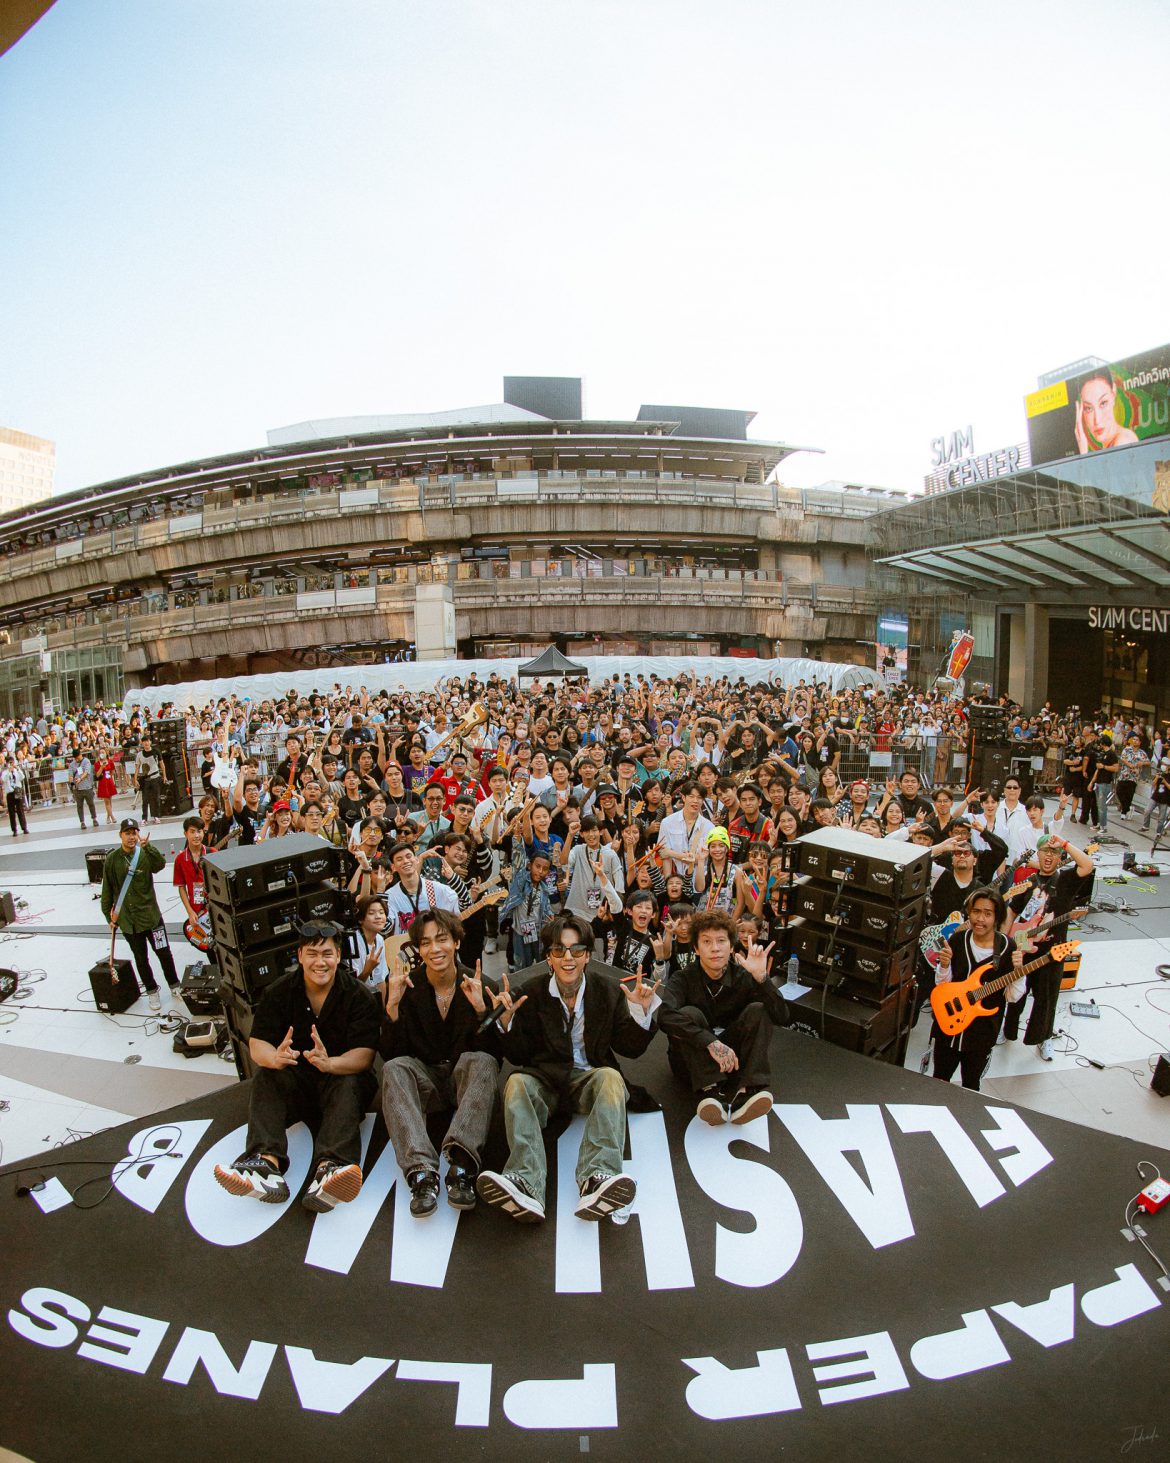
{"left": 216, "top": 937, "right": 301, "bottom": 1003}
{"left": 88, "top": 957, "right": 140, "bottom": 1014}
{"left": 220, "top": 983, "right": 257, "bottom": 1081}
{"left": 203, "top": 834, "right": 341, "bottom": 912}
{"left": 160, "top": 755, "right": 193, "bottom": 816}
{"left": 208, "top": 884, "right": 350, "bottom": 952}
{"left": 785, "top": 979, "right": 915, "bottom": 1061}
{"left": 1151, "top": 1054, "right": 1170, "bottom": 1098}
{"left": 973, "top": 746, "right": 1012, "bottom": 790}
{"left": 85, "top": 848, "right": 111, "bottom": 885}
{"left": 0, "top": 892, "right": 15, "bottom": 928}
{"left": 180, "top": 959, "right": 223, "bottom": 1016}
{"left": 787, "top": 828, "right": 931, "bottom": 903}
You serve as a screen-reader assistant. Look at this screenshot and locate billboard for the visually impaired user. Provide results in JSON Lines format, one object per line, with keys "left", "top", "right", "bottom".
{"left": 1025, "top": 342, "right": 1170, "bottom": 467}
{"left": 876, "top": 611, "right": 908, "bottom": 685}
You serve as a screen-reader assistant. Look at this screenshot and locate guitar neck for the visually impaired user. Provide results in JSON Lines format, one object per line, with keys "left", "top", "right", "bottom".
{"left": 978, "top": 948, "right": 1062, "bottom": 999}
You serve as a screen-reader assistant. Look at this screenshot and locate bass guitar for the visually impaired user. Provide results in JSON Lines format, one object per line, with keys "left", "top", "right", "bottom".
{"left": 931, "top": 941, "right": 1079, "bottom": 1038}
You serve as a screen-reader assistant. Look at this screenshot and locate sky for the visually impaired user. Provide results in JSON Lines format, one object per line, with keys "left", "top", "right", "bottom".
{"left": 2, "top": 0, "right": 1168, "bottom": 499}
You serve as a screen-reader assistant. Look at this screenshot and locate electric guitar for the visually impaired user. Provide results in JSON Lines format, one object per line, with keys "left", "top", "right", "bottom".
{"left": 379, "top": 886, "right": 508, "bottom": 977}
{"left": 920, "top": 878, "right": 1036, "bottom": 966}
{"left": 184, "top": 912, "right": 213, "bottom": 952}
{"left": 931, "top": 941, "right": 1079, "bottom": 1037}
{"left": 921, "top": 899, "right": 1088, "bottom": 969}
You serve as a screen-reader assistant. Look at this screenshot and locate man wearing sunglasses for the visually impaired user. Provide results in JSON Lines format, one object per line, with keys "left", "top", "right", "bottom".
{"left": 476, "top": 914, "right": 661, "bottom": 1224}
{"left": 214, "top": 922, "right": 379, "bottom": 1211}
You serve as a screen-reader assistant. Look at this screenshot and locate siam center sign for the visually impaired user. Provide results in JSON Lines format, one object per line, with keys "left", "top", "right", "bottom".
{"left": 925, "top": 427, "right": 1030, "bottom": 493}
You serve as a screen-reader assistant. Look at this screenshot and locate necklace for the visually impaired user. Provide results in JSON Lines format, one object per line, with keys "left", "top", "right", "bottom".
{"left": 433, "top": 978, "right": 457, "bottom": 1018}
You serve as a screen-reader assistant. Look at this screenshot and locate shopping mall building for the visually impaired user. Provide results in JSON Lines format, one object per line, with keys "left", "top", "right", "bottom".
{"left": 0, "top": 374, "right": 1165, "bottom": 722}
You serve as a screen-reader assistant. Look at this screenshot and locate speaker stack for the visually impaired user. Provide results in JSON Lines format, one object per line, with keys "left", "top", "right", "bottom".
{"left": 967, "top": 703, "right": 1024, "bottom": 793}
{"left": 780, "top": 827, "right": 930, "bottom": 1064}
{"left": 150, "top": 716, "right": 193, "bottom": 816}
{"left": 202, "top": 833, "right": 345, "bottom": 1080}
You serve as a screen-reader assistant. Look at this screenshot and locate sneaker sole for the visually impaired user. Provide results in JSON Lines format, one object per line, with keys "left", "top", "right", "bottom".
{"left": 730, "top": 1091, "right": 774, "bottom": 1126}
{"left": 214, "top": 1164, "right": 287, "bottom": 1203}
{"left": 697, "top": 1098, "right": 726, "bottom": 1126}
{"left": 303, "top": 1164, "right": 363, "bottom": 1212}
{"left": 446, "top": 1189, "right": 478, "bottom": 1211}
{"left": 476, "top": 1173, "right": 544, "bottom": 1223}
{"left": 575, "top": 1174, "right": 636, "bottom": 1221}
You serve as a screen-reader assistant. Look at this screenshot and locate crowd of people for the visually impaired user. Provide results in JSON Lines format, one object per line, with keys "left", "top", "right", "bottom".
{"left": 7, "top": 670, "right": 1168, "bottom": 1220}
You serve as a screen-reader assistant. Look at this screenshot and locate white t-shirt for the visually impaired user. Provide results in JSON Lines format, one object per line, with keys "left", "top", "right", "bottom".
{"left": 384, "top": 877, "right": 460, "bottom": 936}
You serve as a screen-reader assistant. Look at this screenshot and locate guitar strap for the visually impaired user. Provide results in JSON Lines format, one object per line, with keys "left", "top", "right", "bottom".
{"left": 112, "top": 845, "right": 142, "bottom": 920}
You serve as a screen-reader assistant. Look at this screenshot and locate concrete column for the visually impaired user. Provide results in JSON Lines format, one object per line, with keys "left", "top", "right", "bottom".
{"left": 1006, "top": 613, "right": 1026, "bottom": 706}
{"left": 1022, "top": 601, "right": 1050, "bottom": 712}
{"left": 414, "top": 581, "right": 457, "bottom": 661}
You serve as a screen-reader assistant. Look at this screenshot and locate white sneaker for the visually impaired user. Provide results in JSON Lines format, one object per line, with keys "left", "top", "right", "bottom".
{"left": 1039, "top": 1038, "right": 1054, "bottom": 1062}
{"left": 147, "top": 989, "right": 161, "bottom": 1012}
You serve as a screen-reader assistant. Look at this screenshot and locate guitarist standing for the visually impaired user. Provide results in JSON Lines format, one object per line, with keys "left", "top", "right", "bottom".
{"left": 1003, "top": 834, "right": 1095, "bottom": 1060}
{"left": 932, "top": 888, "right": 1024, "bottom": 1091}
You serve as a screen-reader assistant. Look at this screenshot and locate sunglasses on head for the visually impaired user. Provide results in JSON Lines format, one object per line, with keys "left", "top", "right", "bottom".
{"left": 298, "top": 921, "right": 342, "bottom": 942}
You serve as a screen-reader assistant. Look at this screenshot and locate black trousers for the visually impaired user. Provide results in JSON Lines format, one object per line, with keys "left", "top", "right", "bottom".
{"left": 140, "top": 776, "right": 162, "bottom": 821}
{"left": 932, "top": 1009, "right": 1001, "bottom": 1090}
{"left": 1116, "top": 781, "right": 1137, "bottom": 815}
{"left": 245, "top": 1064, "right": 374, "bottom": 1171}
{"left": 120, "top": 924, "right": 179, "bottom": 993}
{"left": 667, "top": 1001, "right": 774, "bottom": 1093}
{"left": 6, "top": 792, "right": 27, "bottom": 834}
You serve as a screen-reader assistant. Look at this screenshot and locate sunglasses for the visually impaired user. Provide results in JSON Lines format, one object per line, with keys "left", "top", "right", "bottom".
{"left": 298, "top": 922, "right": 342, "bottom": 942}
{"left": 550, "top": 943, "right": 590, "bottom": 958}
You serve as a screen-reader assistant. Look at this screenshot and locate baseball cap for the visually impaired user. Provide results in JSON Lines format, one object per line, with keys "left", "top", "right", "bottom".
{"left": 120, "top": 817, "right": 140, "bottom": 833}
{"left": 270, "top": 799, "right": 291, "bottom": 813}
{"left": 706, "top": 827, "right": 732, "bottom": 847}
{"left": 597, "top": 784, "right": 618, "bottom": 798}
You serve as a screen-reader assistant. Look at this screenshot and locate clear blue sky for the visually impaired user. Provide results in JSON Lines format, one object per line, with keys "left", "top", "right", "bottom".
{"left": 2, "top": 0, "right": 1168, "bottom": 497}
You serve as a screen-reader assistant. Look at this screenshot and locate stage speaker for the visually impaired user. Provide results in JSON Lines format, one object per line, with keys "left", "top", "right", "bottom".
{"left": 88, "top": 958, "right": 140, "bottom": 1014}
{"left": 208, "top": 884, "right": 350, "bottom": 952}
{"left": 973, "top": 745, "right": 1013, "bottom": 790}
{"left": 85, "top": 848, "right": 112, "bottom": 885}
{"left": 203, "top": 833, "right": 341, "bottom": 913}
{"left": 216, "top": 936, "right": 300, "bottom": 1003}
{"left": 180, "top": 959, "right": 223, "bottom": 1016}
{"left": 785, "top": 979, "right": 914, "bottom": 1061}
{"left": 787, "top": 828, "right": 931, "bottom": 903}
{"left": 220, "top": 982, "right": 257, "bottom": 1082}
{"left": 1151, "top": 1054, "right": 1170, "bottom": 1098}
{"left": 0, "top": 891, "right": 14, "bottom": 927}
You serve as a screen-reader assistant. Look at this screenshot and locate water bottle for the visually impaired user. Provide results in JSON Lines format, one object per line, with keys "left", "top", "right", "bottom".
{"left": 786, "top": 954, "right": 799, "bottom": 987}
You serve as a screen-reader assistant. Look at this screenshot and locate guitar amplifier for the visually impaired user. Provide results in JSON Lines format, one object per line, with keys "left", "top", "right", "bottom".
{"left": 788, "top": 921, "right": 917, "bottom": 995}
{"left": 85, "top": 848, "right": 113, "bottom": 885}
{"left": 790, "top": 882, "right": 925, "bottom": 952}
{"left": 208, "top": 884, "right": 350, "bottom": 952}
{"left": 785, "top": 828, "right": 930, "bottom": 904}
{"left": 89, "top": 957, "right": 141, "bottom": 1014}
{"left": 180, "top": 959, "right": 223, "bottom": 1016}
{"left": 216, "top": 936, "right": 300, "bottom": 1002}
{"left": 203, "top": 834, "right": 341, "bottom": 912}
{"left": 785, "top": 978, "right": 913, "bottom": 1059}
{"left": 0, "top": 891, "right": 15, "bottom": 928}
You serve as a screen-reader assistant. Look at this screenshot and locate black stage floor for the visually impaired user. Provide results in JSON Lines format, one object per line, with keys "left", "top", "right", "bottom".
{"left": 2, "top": 1030, "right": 1169, "bottom": 1462}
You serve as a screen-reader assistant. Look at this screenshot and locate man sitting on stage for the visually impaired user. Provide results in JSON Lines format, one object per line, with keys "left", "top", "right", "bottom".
{"left": 476, "top": 914, "right": 661, "bottom": 1224}
{"left": 214, "top": 923, "right": 380, "bottom": 1210}
{"left": 380, "top": 909, "right": 502, "bottom": 1217}
{"left": 658, "top": 910, "right": 786, "bottom": 1126}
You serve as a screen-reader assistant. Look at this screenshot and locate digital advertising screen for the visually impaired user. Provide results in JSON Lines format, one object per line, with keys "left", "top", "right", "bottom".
{"left": 1025, "top": 342, "right": 1170, "bottom": 467}
{"left": 876, "top": 611, "right": 909, "bottom": 685}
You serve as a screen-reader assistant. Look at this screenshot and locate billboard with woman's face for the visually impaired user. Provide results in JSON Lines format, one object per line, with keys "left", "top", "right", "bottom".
{"left": 1025, "top": 343, "right": 1170, "bottom": 467}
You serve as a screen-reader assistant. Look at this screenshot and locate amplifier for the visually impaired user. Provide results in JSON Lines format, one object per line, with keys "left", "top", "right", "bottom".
{"left": 0, "top": 891, "right": 15, "bottom": 927}
{"left": 85, "top": 848, "right": 112, "bottom": 885}
{"left": 787, "top": 828, "right": 930, "bottom": 903}
{"left": 180, "top": 959, "right": 223, "bottom": 1016}
{"left": 89, "top": 957, "right": 141, "bottom": 1014}
{"left": 789, "top": 921, "right": 917, "bottom": 993}
{"left": 217, "top": 936, "right": 300, "bottom": 1002}
{"left": 790, "top": 882, "right": 925, "bottom": 951}
{"left": 208, "top": 884, "right": 350, "bottom": 952}
{"left": 203, "top": 834, "right": 341, "bottom": 912}
{"left": 785, "top": 978, "right": 914, "bottom": 1058}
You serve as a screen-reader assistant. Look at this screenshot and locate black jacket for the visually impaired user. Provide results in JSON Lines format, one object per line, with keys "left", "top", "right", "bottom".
{"left": 379, "top": 962, "right": 502, "bottom": 1068}
{"left": 658, "top": 960, "right": 788, "bottom": 1049}
{"left": 501, "top": 959, "right": 655, "bottom": 1094}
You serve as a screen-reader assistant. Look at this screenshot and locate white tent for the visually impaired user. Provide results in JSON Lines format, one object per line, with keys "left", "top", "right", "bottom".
{"left": 124, "top": 656, "right": 882, "bottom": 714}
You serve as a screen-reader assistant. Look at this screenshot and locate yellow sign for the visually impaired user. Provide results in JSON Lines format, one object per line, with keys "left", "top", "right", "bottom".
{"left": 1025, "top": 381, "right": 1069, "bottom": 418}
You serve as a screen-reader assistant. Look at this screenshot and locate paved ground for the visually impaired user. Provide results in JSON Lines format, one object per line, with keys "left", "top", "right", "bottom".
{"left": 0, "top": 789, "right": 1168, "bottom": 1164}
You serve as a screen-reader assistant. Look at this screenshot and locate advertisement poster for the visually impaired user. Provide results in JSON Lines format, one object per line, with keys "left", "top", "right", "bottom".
{"left": 1025, "top": 342, "right": 1170, "bottom": 468}
{"left": 876, "top": 612, "right": 908, "bottom": 685}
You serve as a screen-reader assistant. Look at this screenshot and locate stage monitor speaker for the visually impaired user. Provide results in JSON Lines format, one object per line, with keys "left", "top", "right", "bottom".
{"left": 203, "top": 834, "right": 341, "bottom": 913}
{"left": 788, "top": 827, "right": 931, "bottom": 904}
{"left": 85, "top": 848, "right": 112, "bottom": 885}
{"left": 180, "top": 959, "right": 223, "bottom": 1016}
{"left": 0, "top": 891, "right": 14, "bottom": 927}
{"left": 1150, "top": 1053, "right": 1170, "bottom": 1098}
{"left": 785, "top": 979, "right": 914, "bottom": 1060}
{"left": 217, "top": 936, "right": 301, "bottom": 1003}
{"left": 88, "top": 958, "right": 140, "bottom": 1014}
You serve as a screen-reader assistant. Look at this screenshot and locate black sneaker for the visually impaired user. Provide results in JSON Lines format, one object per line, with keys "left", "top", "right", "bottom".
{"left": 407, "top": 1169, "right": 440, "bottom": 1218}
{"left": 575, "top": 1171, "right": 637, "bottom": 1220}
{"left": 302, "top": 1160, "right": 363, "bottom": 1213}
{"left": 729, "top": 1087, "right": 774, "bottom": 1125}
{"left": 444, "top": 1160, "right": 478, "bottom": 1211}
{"left": 214, "top": 1152, "right": 289, "bottom": 1203}
{"left": 475, "top": 1169, "right": 545, "bottom": 1223}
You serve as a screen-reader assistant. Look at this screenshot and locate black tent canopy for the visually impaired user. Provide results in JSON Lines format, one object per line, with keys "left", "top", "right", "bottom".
{"left": 516, "top": 645, "right": 589, "bottom": 679}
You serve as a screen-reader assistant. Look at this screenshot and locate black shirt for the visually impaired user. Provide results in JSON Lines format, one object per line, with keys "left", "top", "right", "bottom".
{"left": 336, "top": 793, "right": 368, "bottom": 831}
{"left": 251, "top": 968, "right": 380, "bottom": 1060}
{"left": 378, "top": 962, "right": 501, "bottom": 1067}
{"left": 234, "top": 805, "right": 266, "bottom": 846}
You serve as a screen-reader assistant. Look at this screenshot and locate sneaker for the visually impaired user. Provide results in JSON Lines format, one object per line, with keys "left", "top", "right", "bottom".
{"left": 1002, "top": 1028, "right": 1018, "bottom": 1043}
{"left": 444, "top": 1160, "right": 478, "bottom": 1211}
{"left": 302, "top": 1160, "right": 363, "bottom": 1213}
{"left": 406, "top": 1168, "right": 440, "bottom": 1218}
{"left": 729, "top": 1088, "right": 774, "bottom": 1125}
{"left": 147, "top": 989, "right": 161, "bottom": 1012}
{"left": 696, "top": 1090, "right": 726, "bottom": 1126}
{"left": 475, "top": 1169, "right": 545, "bottom": 1223}
{"left": 575, "top": 1171, "right": 637, "bottom": 1221}
{"left": 1038, "top": 1039, "right": 1054, "bottom": 1062}
{"left": 214, "top": 1152, "right": 289, "bottom": 1203}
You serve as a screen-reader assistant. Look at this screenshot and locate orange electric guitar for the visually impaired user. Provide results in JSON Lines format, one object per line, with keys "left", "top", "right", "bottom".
{"left": 931, "top": 941, "right": 1079, "bottom": 1038}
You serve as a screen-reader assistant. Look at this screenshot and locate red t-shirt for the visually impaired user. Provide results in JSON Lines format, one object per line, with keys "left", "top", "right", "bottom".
{"left": 173, "top": 848, "right": 206, "bottom": 911}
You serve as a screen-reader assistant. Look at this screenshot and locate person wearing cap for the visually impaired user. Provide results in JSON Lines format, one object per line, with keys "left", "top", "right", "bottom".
{"left": 100, "top": 818, "right": 180, "bottom": 1012}
{"left": 693, "top": 827, "right": 738, "bottom": 914}
{"left": 259, "top": 798, "right": 295, "bottom": 841}
{"left": 1002, "top": 832, "right": 1096, "bottom": 1059}
{"left": 215, "top": 922, "right": 379, "bottom": 1210}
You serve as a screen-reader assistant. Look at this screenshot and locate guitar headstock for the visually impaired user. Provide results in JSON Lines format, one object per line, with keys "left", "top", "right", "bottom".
{"left": 1049, "top": 940, "right": 1079, "bottom": 961}
{"left": 482, "top": 888, "right": 507, "bottom": 908}
{"left": 1084, "top": 842, "right": 1100, "bottom": 856}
